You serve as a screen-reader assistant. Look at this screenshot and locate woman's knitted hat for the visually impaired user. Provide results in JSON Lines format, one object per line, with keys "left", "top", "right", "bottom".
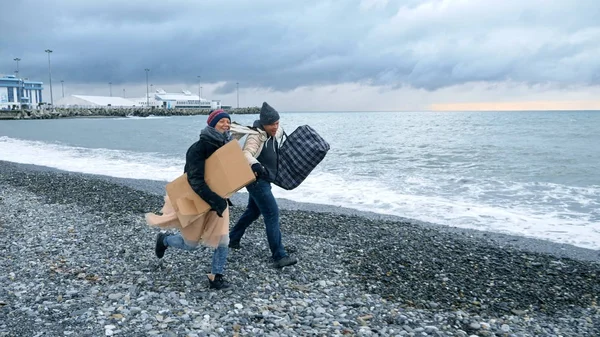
{"left": 207, "top": 109, "right": 231, "bottom": 127}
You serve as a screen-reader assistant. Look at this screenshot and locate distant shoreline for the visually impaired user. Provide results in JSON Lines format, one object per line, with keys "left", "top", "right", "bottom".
{"left": 2, "top": 109, "right": 600, "bottom": 120}
{"left": 431, "top": 101, "right": 600, "bottom": 111}
{"left": 0, "top": 106, "right": 260, "bottom": 120}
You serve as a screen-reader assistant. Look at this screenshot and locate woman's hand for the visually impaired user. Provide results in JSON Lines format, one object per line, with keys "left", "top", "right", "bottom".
{"left": 213, "top": 197, "right": 227, "bottom": 217}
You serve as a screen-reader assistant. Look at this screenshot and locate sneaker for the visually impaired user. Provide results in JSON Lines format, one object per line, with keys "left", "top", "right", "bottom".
{"left": 208, "top": 274, "right": 231, "bottom": 290}
{"left": 155, "top": 233, "right": 169, "bottom": 259}
{"left": 228, "top": 240, "right": 241, "bottom": 249}
{"left": 273, "top": 256, "right": 298, "bottom": 268}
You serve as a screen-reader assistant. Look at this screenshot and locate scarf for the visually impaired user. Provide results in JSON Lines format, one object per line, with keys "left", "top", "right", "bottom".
{"left": 200, "top": 126, "right": 232, "bottom": 146}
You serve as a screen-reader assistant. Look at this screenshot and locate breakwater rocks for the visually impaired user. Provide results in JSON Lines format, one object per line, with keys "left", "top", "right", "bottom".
{"left": 0, "top": 106, "right": 260, "bottom": 120}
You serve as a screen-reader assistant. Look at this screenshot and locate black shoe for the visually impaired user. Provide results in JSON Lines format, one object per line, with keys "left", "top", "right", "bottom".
{"left": 208, "top": 274, "right": 231, "bottom": 290}
{"left": 273, "top": 256, "right": 298, "bottom": 268}
{"left": 155, "top": 233, "right": 169, "bottom": 259}
{"left": 228, "top": 240, "right": 240, "bottom": 249}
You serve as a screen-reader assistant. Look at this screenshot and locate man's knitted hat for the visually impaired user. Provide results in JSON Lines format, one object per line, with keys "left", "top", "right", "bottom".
{"left": 259, "top": 102, "right": 280, "bottom": 125}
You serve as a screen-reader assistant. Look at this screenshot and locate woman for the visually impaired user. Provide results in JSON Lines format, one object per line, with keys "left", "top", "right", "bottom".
{"left": 146, "top": 109, "right": 233, "bottom": 290}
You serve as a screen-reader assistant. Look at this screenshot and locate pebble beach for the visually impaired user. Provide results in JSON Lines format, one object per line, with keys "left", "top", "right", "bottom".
{"left": 1, "top": 160, "right": 599, "bottom": 337}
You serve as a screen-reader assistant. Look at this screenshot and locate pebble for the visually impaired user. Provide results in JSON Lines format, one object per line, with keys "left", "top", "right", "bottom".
{"left": 0, "top": 162, "right": 599, "bottom": 337}
{"left": 469, "top": 322, "right": 481, "bottom": 330}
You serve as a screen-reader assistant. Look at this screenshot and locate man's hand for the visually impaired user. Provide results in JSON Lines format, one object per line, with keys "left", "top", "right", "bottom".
{"left": 251, "top": 163, "right": 268, "bottom": 179}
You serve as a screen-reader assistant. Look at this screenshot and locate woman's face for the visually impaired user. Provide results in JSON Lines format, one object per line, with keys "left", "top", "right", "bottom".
{"left": 214, "top": 118, "right": 231, "bottom": 133}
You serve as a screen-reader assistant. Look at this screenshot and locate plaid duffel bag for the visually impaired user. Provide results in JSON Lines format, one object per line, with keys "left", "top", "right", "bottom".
{"left": 274, "top": 125, "right": 330, "bottom": 190}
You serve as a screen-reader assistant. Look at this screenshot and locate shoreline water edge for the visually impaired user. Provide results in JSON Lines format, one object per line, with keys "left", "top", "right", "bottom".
{"left": 1, "top": 160, "right": 599, "bottom": 336}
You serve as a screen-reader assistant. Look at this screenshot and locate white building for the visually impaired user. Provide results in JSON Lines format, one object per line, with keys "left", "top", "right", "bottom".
{"left": 55, "top": 95, "right": 138, "bottom": 108}
{"left": 134, "top": 89, "right": 223, "bottom": 109}
{"left": 132, "top": 93, "right": 161, "bottom": 108}
{"left": 51, "top": 89, "right": 226, "bottom": 110}
{"left": 0, "top": 74, "right": 44, "bottom": 109}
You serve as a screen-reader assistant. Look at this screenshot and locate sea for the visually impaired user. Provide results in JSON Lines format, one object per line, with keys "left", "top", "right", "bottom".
{"left": 1, "top": 111, "right": 599, "bottom": 250}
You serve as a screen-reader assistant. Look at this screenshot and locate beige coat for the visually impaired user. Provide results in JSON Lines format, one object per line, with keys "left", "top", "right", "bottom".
{"left": 145, "top": 195, "right": 229, "bottom": 248}
{"left": 230, "top": 122, "right": 285, "bottom": 165}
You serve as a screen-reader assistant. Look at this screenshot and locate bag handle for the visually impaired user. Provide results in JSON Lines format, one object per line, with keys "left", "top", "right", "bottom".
{"left": 280, "top": 130, "right": 288, "bottom": 147}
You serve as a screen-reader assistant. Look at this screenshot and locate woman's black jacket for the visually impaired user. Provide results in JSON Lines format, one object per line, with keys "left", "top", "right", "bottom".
{"left": 183, "top": 135, "right": 227, "bottom": 216}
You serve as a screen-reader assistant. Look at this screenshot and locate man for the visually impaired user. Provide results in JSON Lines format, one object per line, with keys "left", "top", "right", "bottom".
{"left": 229, "top": 102, "right": 297, "bottom": 268}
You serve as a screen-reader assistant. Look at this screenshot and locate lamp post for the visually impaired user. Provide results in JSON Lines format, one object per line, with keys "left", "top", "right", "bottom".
{"left": 109, "top": 82, "right": 112, "bottom": 97}
{"left": 197, "top": 75, "right": 201, "bottom": 108}
{"left": 236, "top": 82, "right": 239, "bottom": 108}
{"left": 13, "top": 57, "right": 24, "bottom": 110}
{"left": 12, "top": 71, "right": 18, "bottom": 107}
{"left": 14, "top": 58, "right": 22, "bottom": 110}
{"left": 60, "top": 80, "right": 64, "bottom": 97}
{"left": 44, "top": 49, "right": 54, "bottom": 109}
{"left": 150, "top": 84, "right": 153, "bottom": 93}
{"left": 144, "top": 68, "right": 150, "bottom": 107}
{"left": 123, "top": 88, "right": 126, "bottom": 98}
{"left": 14, "top": 58, "right": 21, "bottom": 107}
{"left": 19, "top": 76, "right": 23, "bottom": 111}
{"left": 13, "top": 58, "right": 20, "bottom": 76}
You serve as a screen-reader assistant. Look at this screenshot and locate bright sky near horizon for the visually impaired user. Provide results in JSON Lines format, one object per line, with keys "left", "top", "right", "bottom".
{"left": 2, "top": 0, "right": 599, "bottom": 111}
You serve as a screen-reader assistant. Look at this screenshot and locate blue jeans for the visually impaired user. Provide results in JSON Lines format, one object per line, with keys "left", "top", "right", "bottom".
{"left": 229, "top": 179, "right": 288, "bottom": 260}
{"left": 164, "top": 235, "right": 228, "bottom": 275}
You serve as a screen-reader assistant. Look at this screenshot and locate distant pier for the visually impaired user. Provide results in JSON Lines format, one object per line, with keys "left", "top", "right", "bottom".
{"left": 0, "top": 106, "right": 260, "bottom": 120}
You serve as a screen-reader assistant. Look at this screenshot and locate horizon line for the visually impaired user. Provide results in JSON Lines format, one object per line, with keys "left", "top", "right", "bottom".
{"left": 278, "top": 109, "right": 600, "bottom": 113}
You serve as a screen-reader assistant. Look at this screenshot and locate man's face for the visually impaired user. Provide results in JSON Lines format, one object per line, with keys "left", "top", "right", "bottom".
{"left": 263, "top": 120, "right": 279, "bottom": 137}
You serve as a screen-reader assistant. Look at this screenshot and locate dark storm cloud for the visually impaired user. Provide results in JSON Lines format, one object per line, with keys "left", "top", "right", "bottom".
{"left": 1, "top": 0, "right": 599, "bottom": 92}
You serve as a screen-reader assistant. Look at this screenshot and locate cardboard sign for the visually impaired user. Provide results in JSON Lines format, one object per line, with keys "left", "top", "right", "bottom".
{"left": 166, "top": 139, "right": 255, "bottom": 223}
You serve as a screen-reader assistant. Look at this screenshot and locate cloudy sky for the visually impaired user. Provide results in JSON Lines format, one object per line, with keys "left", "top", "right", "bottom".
{"left": 2, "top": 0, "right": 600, "bottom": 111}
